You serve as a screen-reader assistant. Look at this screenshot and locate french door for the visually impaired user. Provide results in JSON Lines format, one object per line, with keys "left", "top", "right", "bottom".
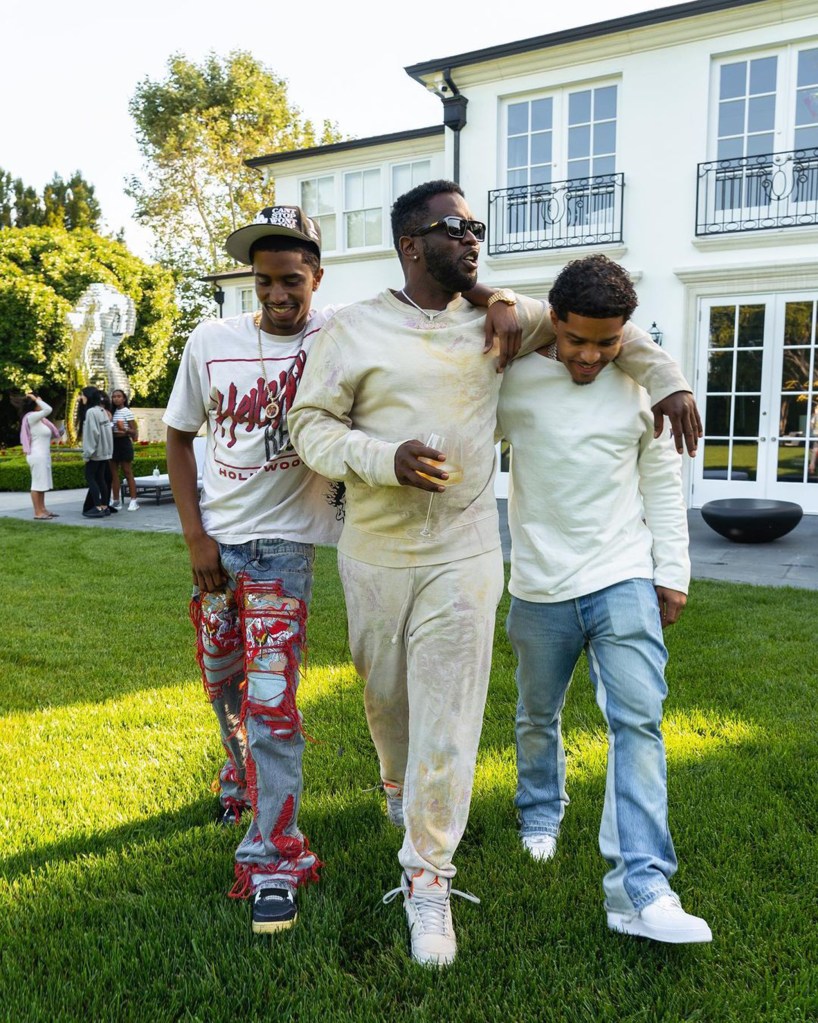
{"left": 693, "top": 294, "right": 818, "bottom": 513}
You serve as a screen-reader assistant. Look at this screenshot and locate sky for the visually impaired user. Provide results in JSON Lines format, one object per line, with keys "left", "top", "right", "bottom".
{"left": 2, "top": 0, "right": 686, "bottom": 258}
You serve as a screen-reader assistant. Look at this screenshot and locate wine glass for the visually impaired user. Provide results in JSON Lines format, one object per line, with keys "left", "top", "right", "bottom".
{"left": 407, "top": 433, "right": 464, "bottom": 541}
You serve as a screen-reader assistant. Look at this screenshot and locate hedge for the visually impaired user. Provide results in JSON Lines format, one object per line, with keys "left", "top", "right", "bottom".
{"left": 0, "top": 444, "right": 168, "bottom": 492}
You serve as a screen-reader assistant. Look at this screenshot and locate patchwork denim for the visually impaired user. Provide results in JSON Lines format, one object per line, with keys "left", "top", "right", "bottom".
{"left": 189, "top": 538, "right": 319, "bottom": 894}
{"left": 506, "top": 578, "right": 677, "bottom": 913}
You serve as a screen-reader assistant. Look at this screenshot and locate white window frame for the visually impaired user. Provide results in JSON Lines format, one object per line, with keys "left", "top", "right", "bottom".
{"left": 299, "top": 174, "right": 338, "bottom": 254}
{"left": 239, "top": 287, "right": 255, "bottom": 314}
{"left": 343, "top": 167, "right": 384, "bottom": 250}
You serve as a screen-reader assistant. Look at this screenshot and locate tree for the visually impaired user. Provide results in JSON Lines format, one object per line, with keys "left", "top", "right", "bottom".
{"left": 127, "top": 50, "right": 344, "bottom": 277}
{"left": 0, "top": 226, "right": 177, "bottom": 443}
{"left": 0, "top": 167, "right": 102, "bottom": 231}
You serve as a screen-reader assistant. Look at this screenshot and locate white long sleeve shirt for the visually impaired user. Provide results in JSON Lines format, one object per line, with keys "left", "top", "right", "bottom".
{"left": 289, "top": 290, "right": 690, "bottom": 569}
{"left": 496, "top": 352, "right": 690, "bottom": 602}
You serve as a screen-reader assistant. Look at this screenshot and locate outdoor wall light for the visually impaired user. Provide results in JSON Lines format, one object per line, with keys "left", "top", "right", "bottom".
{"left": 213, "top": 285, "right": 225, "bottom": 319}
{"left": 648, "top": 321, "right": 664, "bottom": 346}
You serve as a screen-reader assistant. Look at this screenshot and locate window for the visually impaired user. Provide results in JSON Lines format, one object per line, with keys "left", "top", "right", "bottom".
{"left": 503, "top": 83, "right": 619, "bottom": 238}
{"left": 392, "top": 160, "right": 432, "bottom": 200}
{"left": 344, "top": 168, "right": 382, "bottom": 248}
{"left": 710, "top": 44, "right": 818, "bottom": 212}
{"left": 300, "top": 175, "right": 337, "bottom": 251}
{"left": 240, "top": 288, "right": 255, "bottom": 314}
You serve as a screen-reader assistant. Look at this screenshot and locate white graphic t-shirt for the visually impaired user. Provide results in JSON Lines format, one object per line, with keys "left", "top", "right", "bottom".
{"left": 163, "top": 308, "right": 344, "bottom": 545}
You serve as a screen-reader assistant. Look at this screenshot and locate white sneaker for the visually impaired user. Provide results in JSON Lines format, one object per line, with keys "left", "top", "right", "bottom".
{"left": 383, "top": 869, "right": 479, "bottom": 967}
{"left": 383, "top": 781, "right": 404, "bottom": 828}
{"left": 127, "top": 499, "right": 140, "bottom": 511}
{"left": 522, "top": 833, "right": 557, "bottom": 862}
{"left": 111, "top": 499, "right": 123, "bottom": 510}
{"left": 607, "top": 892, "right": 712, "bottom": 944}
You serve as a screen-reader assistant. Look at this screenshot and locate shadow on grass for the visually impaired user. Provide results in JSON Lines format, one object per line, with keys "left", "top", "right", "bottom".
{"left": 2, "top": 732, "right": 816, "bottom": 1022}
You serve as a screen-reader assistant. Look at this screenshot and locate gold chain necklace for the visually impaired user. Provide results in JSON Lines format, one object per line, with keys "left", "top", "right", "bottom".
{"left": 254, "top": 311, "right": 304, "bottom": 420}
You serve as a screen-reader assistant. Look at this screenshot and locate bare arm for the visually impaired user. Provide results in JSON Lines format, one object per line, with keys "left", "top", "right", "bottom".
{"left": 462, "top": 284, "right": 522, "bottom": 371}
{"left": 166, "top": 427, "right": 226, "bottom": 592}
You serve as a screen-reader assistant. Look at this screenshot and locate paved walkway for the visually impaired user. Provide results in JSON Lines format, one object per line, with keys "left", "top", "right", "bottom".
{"left": 1, "top": 488, "right": 816, "bottom": 590}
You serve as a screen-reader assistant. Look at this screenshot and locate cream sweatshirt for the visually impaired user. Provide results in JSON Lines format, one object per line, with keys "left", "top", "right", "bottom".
{"left": 288, "top": 289, "right": 689, "bottom": 568}
{"left": 496, "top": 353, "right": 690, "bottom": 601}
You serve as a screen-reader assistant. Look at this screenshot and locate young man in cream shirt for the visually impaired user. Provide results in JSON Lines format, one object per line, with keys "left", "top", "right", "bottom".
{"left": 497, "top": 253, "right": 711, "bottom": 945}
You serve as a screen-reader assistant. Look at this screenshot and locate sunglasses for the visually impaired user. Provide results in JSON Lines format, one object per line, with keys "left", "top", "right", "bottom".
{"left": 411, "top": 216, "right": 486, "bottom": 242}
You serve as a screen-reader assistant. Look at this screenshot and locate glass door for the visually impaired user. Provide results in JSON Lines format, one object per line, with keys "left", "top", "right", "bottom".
{"left": 694, "top": 294, "right": 818, "bottom": 513}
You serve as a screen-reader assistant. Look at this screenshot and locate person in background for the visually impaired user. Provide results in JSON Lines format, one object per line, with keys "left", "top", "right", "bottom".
{"left": 110, "top": 388, "right": 140, "bottom": 511}
{"left": 19, "top": 392, "right": 61, "bottom": 520}
{"left": 78, "top": 386, "right": 114, "bottom": 519}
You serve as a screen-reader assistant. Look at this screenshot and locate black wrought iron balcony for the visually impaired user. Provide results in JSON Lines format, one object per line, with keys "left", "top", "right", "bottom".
{"left": 696, "top": 147, "right": 818, "bottom": 235}
{"left": 487, "top": 174, "right": 624, "bottom": 255}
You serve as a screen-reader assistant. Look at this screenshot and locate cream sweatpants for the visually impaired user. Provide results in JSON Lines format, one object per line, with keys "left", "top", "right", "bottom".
{"left": 339, "top": 547, "right": 504, "bottom": 879}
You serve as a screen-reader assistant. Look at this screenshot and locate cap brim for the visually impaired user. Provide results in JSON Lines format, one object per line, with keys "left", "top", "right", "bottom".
{"left": 224, "top": 224, "right": 321, "bottom": 265}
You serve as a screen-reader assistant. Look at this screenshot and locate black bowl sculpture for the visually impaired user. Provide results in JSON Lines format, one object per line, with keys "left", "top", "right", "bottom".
{"left": 700, "top": 498, "right": 803, "bottom": 544}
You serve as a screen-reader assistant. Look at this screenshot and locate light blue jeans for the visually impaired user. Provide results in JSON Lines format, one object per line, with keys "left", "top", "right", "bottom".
{"left": 190, "top": 539, "right": 319, "bottom": 895}
{"left": 506, "top": 578, "right": 677, "bottom": 913}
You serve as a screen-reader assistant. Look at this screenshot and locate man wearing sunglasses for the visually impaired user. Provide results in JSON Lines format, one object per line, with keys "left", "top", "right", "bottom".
{"left": 289, "top": 179, "right": 697, "bottom": 967}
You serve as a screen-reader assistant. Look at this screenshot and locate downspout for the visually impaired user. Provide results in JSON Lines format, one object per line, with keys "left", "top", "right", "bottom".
{"left": 432, "top": 70, "right": 468, "bottom": 182}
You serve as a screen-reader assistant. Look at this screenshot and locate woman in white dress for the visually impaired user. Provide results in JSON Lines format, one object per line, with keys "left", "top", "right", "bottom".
{"left": 19, "top": 392, "right": 61, "bottom": 520}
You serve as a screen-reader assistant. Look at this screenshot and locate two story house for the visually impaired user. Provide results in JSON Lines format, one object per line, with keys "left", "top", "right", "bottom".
{"left": 210, "top": 0, "right": 818, "bottom": 513}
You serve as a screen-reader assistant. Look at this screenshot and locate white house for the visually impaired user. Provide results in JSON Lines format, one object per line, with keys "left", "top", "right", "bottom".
{"left": 213, "top": 0, "right": 818, "bottom": 513}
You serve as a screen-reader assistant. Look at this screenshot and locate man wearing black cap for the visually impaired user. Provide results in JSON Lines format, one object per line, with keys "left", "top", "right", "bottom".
{"left": 164, "top": 206, "right": 343, "bottom": 935}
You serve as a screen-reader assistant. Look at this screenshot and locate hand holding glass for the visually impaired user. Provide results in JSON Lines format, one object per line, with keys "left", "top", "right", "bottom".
{"left": 409, "top": 433, "right": 463, "bottom": 540}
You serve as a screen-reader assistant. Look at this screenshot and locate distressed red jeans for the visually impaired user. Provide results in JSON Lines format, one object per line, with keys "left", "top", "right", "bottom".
{"left": 189, "top": 539, "right": 320, "bottom": 895}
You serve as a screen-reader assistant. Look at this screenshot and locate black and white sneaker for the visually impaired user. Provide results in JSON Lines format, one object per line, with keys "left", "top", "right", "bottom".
{"left": 252, "top": 887, "right": 298, "bottom": 934}
{"left": 215, "top": 802, "right": 243, "bottom": 826}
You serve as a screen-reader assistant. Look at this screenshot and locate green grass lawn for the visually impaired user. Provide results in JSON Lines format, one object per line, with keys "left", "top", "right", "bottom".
{"left": 0, "top": 519, "right": 816, "bottom": 1022}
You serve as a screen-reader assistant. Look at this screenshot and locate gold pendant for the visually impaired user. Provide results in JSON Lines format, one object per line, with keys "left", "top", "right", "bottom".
{"left": 265, "top": 400, "right": 279, "bottom": 419}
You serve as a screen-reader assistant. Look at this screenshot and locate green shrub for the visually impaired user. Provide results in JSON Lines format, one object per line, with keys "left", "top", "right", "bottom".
{"left": 0, "top": 443, "right": 168, "bottom": 491}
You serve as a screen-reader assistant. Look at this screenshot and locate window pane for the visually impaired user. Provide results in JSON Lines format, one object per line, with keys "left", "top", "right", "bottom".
{"left": 718, "top": 99, "right": 745, "bottom": 137}
{"left": 797, "top": 47, "right": 818, "bottom": 87}
{"left": 720, "top": 62, "right": 746, "bottom": 100}
{"left": 568, "top": 90, "right": 592, "bottom": 125}
{"left": 778, "top": 442, "right": 806, "bottom": 483}
{"left": 732, "top": 439, "right": 758, "bottom": 479}
{"left": 705, "top": 395, "right": 731, "bottom": 435}
{"left": 346, "top": 210, "right": 363, "bottom": 247}
{"left": 594, "top": 86, "right": 617, "bottom": 121}
{"left": 345, "top": 173, "right": 362, "bottom": 209}
{"left": 507, "top": 135, "right": 528, "bottom": 168}
{"left": 530, "top": 132, "right": 552, "bottom": 165}
{"left": 717, "top": 137, "right": 743, "bottom": 160}
{"left": 784, "top": 301, "right": 815, "bottom": 345}
{"left": 508, "top": 102, "right": 529, "bottom": 135}
{"left": 594, "top": 120, "right": 616, "bottom": 155}
{"left": 568, "top": 124, "right": 591, "bottom": 160}
{"left": 411, "top": 160, "right": 431, "bottom": 187}
{"left": 748, "top": 94, "right": 776, "bottom": 132}
{"left": 795, "top": 89, "right": 818, "bottom": 127}
{"left": 746, "top": 133, "right": 774, "bottom": 157}
{"left": 709, "top": 306, "right": 736, "bottom": 348}
{"left": 735, "top": 350, "right": 763, "bottom": 391}
{"left": 795, "top": 124, "right": 818, "bottom": 147}
{"left": 531, "top": 98, "right": 553, "bottom": 131}
{"left": 592, "top": 155, "right": 615, "bottom": 176}
{"left": 530, "top": 164, "right": 551, "bottom": 186}
{"left": 733, "top": 395, "right": 760, "bottom": 436}
{"left": 318, "top": 177, "right": 334, "bottom": 211}
{"left": 362, "top": 169, "right": 380, "bottom": 206}
{"left": 567, "top": 159, "right": 590, "bottom": 180}
{"left": 781, "top": 350, "right": 811, "bottom": 391}
{"left": 317, "top": 214, "right": 336, "bottom": 251}
{"left": 707, "top": 350, "right": 734, "bottom": 391}
{"left": 392, "top": 164, "right": 411, "bottom": 199}
{"left": 737, "top": 305, "right": 765, "bottom": 347}
{"left": 508, "top": 168, "right": 527, "bottom": 187}
{"left": 301, "top": 179, "right": 318, "bottom": 213}
{"left": 749, "top": 56, "right": 777, "bottom": 95}
{"left": 364, "top": 208, "right": 382, "bottom": 246}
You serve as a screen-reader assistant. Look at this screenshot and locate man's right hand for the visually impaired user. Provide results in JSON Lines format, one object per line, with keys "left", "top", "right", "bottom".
{"left": 187, "top": 534, "right": 228, "bottom": 592}
{"left": 395, "top": 439, "right": 449, "bottom": 492}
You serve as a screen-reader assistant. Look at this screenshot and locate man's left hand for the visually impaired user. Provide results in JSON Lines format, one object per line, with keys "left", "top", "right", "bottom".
{"left": 655, "top": 586, "right": 687, "bottom": 627}
{"left": 651, "top": 391, "right": 703, "bottom": 456}
{"left": 484, "top": 302, "right": 522, "bottom": 372}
